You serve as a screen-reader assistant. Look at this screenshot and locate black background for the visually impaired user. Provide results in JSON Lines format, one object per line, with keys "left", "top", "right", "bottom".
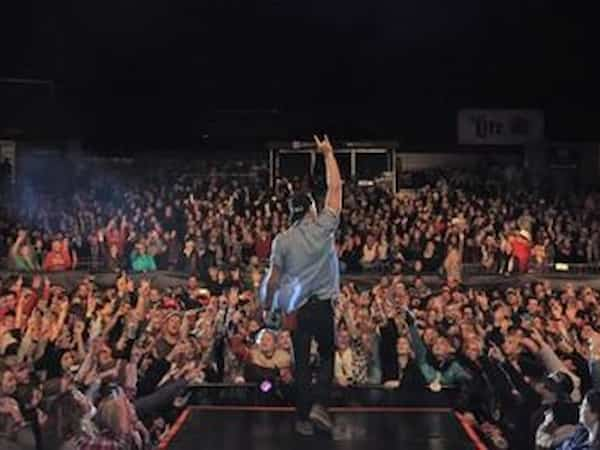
{"left": 1, "top": 1, "right": 598, "bottom": 147}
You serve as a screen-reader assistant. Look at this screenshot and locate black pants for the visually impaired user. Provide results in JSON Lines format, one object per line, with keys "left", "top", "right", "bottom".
{"left": 292, "top": 297, "right": 334, "bottom": 420}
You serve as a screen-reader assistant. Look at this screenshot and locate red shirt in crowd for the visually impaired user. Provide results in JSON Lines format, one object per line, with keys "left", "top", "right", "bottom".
{"left": 106, "top": 227, "right": 127, "bottom": 255}
{"left": 254, "top": 235, "right": 272, "bottom": 261}
{"left": 434, "top": 219, "right": 447, "bottom": 235}
{"left": 511, "top": 235, "right": 531, "bottom": 273}
{"left": 42, "top": 244, "right": 72, "bottom": 272}
{"left": 0, "top": 305, "right": 11, "bottom": 319}
{"left": 21, "top": 291, "right": 40, "bottom": 317}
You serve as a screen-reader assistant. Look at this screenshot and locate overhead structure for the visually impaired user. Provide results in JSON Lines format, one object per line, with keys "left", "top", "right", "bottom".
{"left": 267, "top": 140, "right": 399, "bottom": 192}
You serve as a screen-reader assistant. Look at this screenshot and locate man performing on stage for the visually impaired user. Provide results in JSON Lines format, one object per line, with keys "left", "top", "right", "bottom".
{"left": 261, "top": 134, "right": 342, "bottom": 436}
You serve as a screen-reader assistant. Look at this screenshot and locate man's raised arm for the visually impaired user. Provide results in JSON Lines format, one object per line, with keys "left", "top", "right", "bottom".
{"left": 314, "top": 134, "right": 342, "bottom": 214}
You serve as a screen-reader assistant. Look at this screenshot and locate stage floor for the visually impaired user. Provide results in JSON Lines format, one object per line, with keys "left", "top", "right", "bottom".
{"left": 164, "top": 406, "right": 479, "bottom": 450}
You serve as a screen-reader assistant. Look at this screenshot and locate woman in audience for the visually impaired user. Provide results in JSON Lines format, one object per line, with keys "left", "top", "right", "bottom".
{"left": 47, "top": 389, "right": 97, "bottom": 450}
{"left": 0, "top": 395, "right": 36, "bottom": 450}
{"left": 380, "top": 336, "right": 423, "bottom": 390}
{"left": 9, "top": 231, "right": 40, "bottom": 272}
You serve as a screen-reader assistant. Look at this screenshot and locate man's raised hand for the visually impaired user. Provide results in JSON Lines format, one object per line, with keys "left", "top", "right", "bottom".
{"left": 313, "top": 134, "right": 334, "bottom": 155}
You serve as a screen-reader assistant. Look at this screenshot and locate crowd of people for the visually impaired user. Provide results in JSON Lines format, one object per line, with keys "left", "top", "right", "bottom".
{"left": 1, "top": 159, "right": 600, "bottom": 449}
{"left": 3, "top": 162, "right": 599, "bottom": 281}
{"left": 2, "top": 269, "right": 600, "bottom": 449}
{"left": 336, "top": 275, "right": 600, "bottom": 449}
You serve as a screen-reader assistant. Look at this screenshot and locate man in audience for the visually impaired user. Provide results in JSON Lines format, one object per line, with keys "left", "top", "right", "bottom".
{"left": 231, "top": 329, "right": 293, "bottom": 384}
{"left": 42, "top": 239, "right": 74, "bottom": 272}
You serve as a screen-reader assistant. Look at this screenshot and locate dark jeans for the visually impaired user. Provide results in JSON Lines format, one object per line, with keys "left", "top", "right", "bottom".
{"left": 134, "top": 379, "right": 187, "bottom": 419}
{"left": 292, "top": 297, "right": 334, "bottom": 420}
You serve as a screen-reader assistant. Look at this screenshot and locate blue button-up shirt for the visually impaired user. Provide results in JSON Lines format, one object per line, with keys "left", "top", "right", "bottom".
{"left": 261, "top": 207, "right": 340, "bottom": 314}
{"left": 557, "top": 426, "right": 594, "bottom": 450}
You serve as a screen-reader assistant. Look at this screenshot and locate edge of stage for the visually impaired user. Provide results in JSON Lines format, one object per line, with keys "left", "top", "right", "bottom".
{"left": 160, "top": 405, "right": 486, "bottom": 450}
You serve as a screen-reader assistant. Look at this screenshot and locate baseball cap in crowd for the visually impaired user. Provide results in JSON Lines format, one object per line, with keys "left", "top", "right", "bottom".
{"left": 545, "top": 371, "right": 574, "bottom": 400}
{"left": 288, "top": 192, "right": 316, "bottom": 224}
{"left": 519, "top": 229, "right": 532, "bottom": 241}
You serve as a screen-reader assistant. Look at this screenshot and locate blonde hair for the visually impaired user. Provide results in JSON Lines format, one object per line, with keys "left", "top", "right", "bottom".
{"left": 96, "top": 397, "right": 129, "bottom": 436}
{"left": 255, "top": 328, "right": 277, "bottom": 346}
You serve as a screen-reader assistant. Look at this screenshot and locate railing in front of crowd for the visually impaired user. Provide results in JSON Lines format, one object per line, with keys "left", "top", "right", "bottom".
{"left": 2, "top": 258, "right": 600, "bottom": 287}
{"left": 425, "top": 262, "right": 600, "bottom": 277}
{"left": 6, "top": 256, "right": 600, "bottom": 274}
{"left": 185, "top": 382, "right": 462, "bottom": 408}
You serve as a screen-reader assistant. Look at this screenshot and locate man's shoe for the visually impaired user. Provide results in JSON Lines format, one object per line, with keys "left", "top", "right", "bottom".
{"left": 295, "top": 419, "right": 314, "bottom": 436}
{"left": 309, "top": 404, "right": 333, "bottom": 432}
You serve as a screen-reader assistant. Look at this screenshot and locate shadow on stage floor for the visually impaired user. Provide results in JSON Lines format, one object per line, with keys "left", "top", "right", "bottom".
{"left": 164, "top": 406, "right": 479, "bottom": 450}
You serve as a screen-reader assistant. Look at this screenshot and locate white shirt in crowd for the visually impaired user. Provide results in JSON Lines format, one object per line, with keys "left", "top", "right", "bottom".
{"left": 362, "top": 243, "right": 378, "bottom": 263}
{"left": 335, "top": 347, "right": 354, "bottom": 385}
{"left": 377, "top": 240, "right": 389, "bottom": 261}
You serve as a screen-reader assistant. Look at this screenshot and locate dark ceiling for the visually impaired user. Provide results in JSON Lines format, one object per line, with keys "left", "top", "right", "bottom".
{"left": 1, "top": 1, "right": 599, "bottom": 145}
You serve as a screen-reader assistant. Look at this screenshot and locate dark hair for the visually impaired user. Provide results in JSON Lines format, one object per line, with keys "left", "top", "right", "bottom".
{"left": 288, "top": 192, "right": 315, "bottom": 224}
{"left": 98, "top": 382, "right": 125, "bottom": 403}
{"left": 0, "top": 289, "right": 16, "bottom": 297}
{"left": 16, "top": 383, "right": 39, "bottom": 410}
{"left": 583, "top": 390, "right": 600, "bottom": 449}
{"left": 53, "top": 391, "right": 87, "bottom": 441}
{"left": 586, "top": 389, "right": 600, "bottom": 417}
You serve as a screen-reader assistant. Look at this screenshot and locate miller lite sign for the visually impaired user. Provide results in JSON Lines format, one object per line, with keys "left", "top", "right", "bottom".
{"left": 458, "top": 109, "right": 544, "bottom": 145}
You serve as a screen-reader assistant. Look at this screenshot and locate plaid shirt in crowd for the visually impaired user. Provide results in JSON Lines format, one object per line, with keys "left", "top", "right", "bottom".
{"left": 75, "top": 431, "right": 133, "bottom": 450}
